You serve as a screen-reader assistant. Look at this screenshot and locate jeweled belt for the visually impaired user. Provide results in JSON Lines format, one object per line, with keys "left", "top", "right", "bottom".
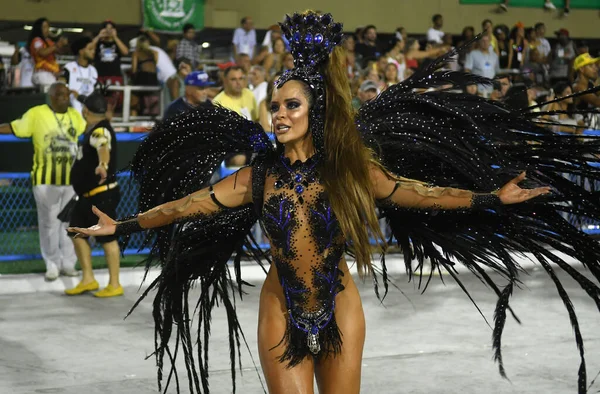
{"left": 288, "top": 304, "right": 335, "bottom": 354}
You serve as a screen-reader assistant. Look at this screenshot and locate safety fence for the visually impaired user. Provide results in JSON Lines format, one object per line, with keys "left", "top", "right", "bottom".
{"left": 2, "top": 167, "right": 600, "bottom": 262}
{"left": 0, "top": 171, "right": 148, "bottom": 261}
{"left": 3, "top": 130, "right": 600, "bottom": 261}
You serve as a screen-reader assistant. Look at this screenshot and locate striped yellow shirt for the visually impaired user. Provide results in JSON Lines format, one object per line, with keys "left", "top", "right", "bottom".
{"left": 11, "top": 104, "right": 86, "bottom": 186}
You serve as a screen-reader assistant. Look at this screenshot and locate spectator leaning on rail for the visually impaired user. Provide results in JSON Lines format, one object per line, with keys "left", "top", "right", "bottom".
{"left": 0, "top": 83, "right": 86, "bottom": 281}
{"left": 65, "top": 91, "right": 122, "bottom": 297}
{"left": 164, "top": 71, "right": 215, "bottom": 120}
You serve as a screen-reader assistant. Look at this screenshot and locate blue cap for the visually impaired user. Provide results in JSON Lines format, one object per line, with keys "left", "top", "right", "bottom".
{"left": 184, "top": 71, "right": 215, "bottom": 87}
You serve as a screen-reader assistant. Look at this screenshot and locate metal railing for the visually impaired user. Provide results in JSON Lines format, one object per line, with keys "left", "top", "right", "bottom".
{"left": 107, "top": 85, "right": 165, "bottom": 126}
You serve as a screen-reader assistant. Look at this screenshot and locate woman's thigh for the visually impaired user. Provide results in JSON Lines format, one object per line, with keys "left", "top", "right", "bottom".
{"left": 258, "top": 278, "right": 315, "bottom": 394}
{"left": 315, "top": 278, "right": 366, "bottom": 394}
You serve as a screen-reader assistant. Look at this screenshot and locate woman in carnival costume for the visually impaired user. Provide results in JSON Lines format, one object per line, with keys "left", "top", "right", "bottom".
{"left": 69, "top": 10, "right": 600, "bottom": 394}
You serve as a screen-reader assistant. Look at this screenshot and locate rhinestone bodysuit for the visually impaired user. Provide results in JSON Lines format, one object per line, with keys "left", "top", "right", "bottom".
{"left": 261, "top": 155, "right": 345, "bottom": 363}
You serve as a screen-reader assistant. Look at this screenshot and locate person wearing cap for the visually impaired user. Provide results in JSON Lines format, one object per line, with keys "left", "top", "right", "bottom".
{"left": 352, "top": 80, "right": 380, "bottom": 110}
{"left": 0, "top": 82, "right": 86, "bottom": 281}
{"left": 58, "top": 36, "right": 98, "bottom": 115}
{"left": 164, "top": 70, "right": 215, "bottom": 120}
{"left": 573, "top": 53, "right": 600, "bottom": 128}
{"left": 549, "top": 29, "right": 575, "bottom": 85}
{"left": 65, "top": 90, "right": 122, "bottom": 297}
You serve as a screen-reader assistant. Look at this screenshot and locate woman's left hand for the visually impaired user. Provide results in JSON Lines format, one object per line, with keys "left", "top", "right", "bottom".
{"left": 497, "top": 172, "right": 551, "bottom": 205}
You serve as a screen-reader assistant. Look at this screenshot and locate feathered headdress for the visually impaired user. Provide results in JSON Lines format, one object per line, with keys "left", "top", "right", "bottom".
{"left": 276, "top": 11, "right": 344, "bottom": 155}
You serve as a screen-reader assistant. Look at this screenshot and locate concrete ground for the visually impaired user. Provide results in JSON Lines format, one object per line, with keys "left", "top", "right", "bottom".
{"left": 1, "top": 259, "right": 600, "bottom": 394}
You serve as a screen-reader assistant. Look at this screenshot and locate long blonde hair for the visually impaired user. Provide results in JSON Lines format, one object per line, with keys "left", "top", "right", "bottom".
{"left": 320, "top": 45, "right": 385, "bottom": 275}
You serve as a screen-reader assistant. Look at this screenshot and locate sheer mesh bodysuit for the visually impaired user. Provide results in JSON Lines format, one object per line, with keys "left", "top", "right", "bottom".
{"left": 261, "top": 155, "right": 346, "bottom": 364}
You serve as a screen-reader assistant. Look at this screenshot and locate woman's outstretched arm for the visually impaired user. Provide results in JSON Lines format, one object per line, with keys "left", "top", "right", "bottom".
{"left": 68, "top": 166, "right": 254, "bottom": 237}
{"left": 370, "top": 166, "right": 550, "bottom": 210}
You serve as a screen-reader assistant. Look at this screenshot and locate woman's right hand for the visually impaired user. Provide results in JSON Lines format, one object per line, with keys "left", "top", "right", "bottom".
{"left": 68, "top": 206, "right": 117, "bottom": 238}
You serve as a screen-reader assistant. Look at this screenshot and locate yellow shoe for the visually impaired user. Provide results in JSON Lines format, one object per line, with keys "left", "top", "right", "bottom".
{"left": 93, "top": 284, "right": 124, "bottom": 298}
{"left": 65, "top": 280, "right": 99, "bottom": 295}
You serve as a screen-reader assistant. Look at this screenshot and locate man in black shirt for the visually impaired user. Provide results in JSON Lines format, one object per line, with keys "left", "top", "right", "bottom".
{"left": 93, "top": 20, "right": 129, "bottom": 111}
{"left": 355, "top": 25, "right": 382, "bottom": 68}
{"left": 164, "top": 70, "right": 215, "bottom": 120}
{"left": 65, "top": 90, "right": 123, "bottom": 297}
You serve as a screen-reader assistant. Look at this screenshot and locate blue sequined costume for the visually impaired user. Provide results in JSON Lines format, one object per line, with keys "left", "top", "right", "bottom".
{"left": 263, "top": 155, "right": 345, "bottom": 362}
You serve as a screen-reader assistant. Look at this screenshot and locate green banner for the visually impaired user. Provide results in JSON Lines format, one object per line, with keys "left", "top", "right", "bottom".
{"left": 142, "top": 0, "right": 204, "bottom": 33}
{"left": 460, "top": 0, "right": 600, "bottom": 8}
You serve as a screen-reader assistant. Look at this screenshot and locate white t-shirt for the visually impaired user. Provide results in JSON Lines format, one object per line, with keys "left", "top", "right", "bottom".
{"left": 18, "top": 47, "right": 34, "bottom": 87}
{"left": 62, "top": 61, "right": 99, "bottom": 114}
{"left": 152, "top": 45, "right": 176, "bottom": 84}
{"left": 537, "top": 38, "right": 551, "bottom": 58}
{"left": 252, "top": 81, "right": 268, "bottom": 106}
{"left": 232, "top": 28, "right": 257, "bottom": 57}
{"left": 427, "top": 27, "right": 444, "bottom": 44}
{"left": 262, "top": 30, "right": 273, "bottom": 53}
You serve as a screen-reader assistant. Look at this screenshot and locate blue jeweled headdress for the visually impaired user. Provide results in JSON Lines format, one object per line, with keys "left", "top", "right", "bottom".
{"left": 276, "top": 11, "right": 344, "bottom": 155}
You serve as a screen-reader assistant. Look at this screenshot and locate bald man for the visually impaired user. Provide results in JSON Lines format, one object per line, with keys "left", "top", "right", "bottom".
{"left": 0, "top": 83, "right": 86, "bottom": 280}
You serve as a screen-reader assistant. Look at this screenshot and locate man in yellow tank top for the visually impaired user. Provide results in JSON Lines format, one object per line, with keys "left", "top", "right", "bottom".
{"left": 0, "top": 83, "right": 86, "bottom": 280}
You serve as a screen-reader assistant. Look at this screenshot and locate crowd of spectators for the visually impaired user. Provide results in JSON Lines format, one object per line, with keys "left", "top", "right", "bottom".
{"left": 1, "top": 9, "right": 599, "bottom": 135}
{"left": 0, "top": 7, "right": 598, "bottom": 280}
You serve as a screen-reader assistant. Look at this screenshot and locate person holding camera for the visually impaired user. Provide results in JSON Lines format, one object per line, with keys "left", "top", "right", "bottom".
{"left": 93, "top": 21, "right": 129, "bottom": 110}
